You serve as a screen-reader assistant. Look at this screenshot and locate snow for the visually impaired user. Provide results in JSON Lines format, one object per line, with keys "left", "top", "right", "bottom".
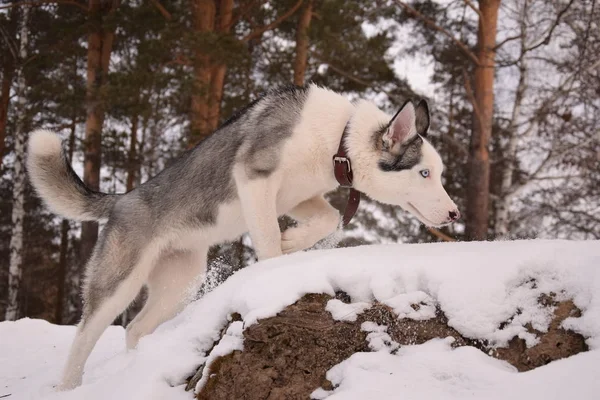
{"left": 193, "top": 320, "right": 244, "bottom": 390}
{"left": 361, "top": 322, "right": 400, "bottom": 353}
{"left": 1, "top": 239, "right": 599, "bottom": 400}
{"left": 325, "top": 299, "right": 370, "bottom": 322}
{"left": 312, "top": 337, "right": 600, "bottom": 400}
{"left": 383, "top": 290, "right": 437, "bottom": 321}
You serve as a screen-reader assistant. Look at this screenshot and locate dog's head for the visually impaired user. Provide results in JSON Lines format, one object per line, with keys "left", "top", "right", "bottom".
{"left": 351, "top": 99, "right": 459, "bottom": 227}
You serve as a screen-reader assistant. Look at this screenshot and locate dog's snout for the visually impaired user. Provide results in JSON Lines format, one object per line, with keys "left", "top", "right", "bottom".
{"left": 448, "top": 210, "right": 460, "bottom": 222}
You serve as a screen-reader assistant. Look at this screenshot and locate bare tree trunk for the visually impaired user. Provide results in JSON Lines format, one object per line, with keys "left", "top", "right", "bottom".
{"left": 206, "top": 0, "right": 234, "bottom": 132}
{"left": 190, "top": 0, "right": 216, "bottom": 145}
{"left": 55, "top": 119, "right": 77, "bottom": 324}
{"left": 293, "top": 0, "right": 313, "bottom": 86}
{"left": 137, "top": 109, "right": 148, "bottom": 186}
{"left": 0, "top": 59, "right": 14, "bottom": 161}
{"left": 495, "top": 2, "right": 527, "bottom": 237}
{"left": 80, "top": 0, "right": 119, "bottom": 278}
{"left": 126, "top": 111, "right": 139, "bottom": 192}
{"left": 147, "top": 102, "right": 159, "bottom": 176}
{"left": 465, "top": 0, "right": 501, "bottom": 241}
{"left": 5, "top": 5, "right": 30, "bottom": 321}
{"left": 190, "top": 0, "right": 301, "bottom": 142}
{"left": 0, "top": 8, "right": 17, "bottom": 163}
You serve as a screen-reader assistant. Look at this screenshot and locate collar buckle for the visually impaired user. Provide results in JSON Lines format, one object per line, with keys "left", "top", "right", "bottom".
{"left": 333, "top": 156, "right": 351, "bottom": 173}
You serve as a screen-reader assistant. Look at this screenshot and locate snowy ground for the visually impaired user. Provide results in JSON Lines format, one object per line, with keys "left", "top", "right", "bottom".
{"left": 1, "top": 239, "right": 599, "bottom": 400}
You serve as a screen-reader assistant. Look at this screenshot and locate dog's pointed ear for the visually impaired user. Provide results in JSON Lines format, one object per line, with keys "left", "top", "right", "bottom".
{"left": 415, "top": 99, "right": 430, "bottom": 136}
{"left": 382, "top": 100, "right": 417, "bottom": 152}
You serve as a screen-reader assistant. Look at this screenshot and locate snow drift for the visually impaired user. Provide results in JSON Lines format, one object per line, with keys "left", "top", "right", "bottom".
{"left": 1, "top": 239, "right": 599, "bottom": 399}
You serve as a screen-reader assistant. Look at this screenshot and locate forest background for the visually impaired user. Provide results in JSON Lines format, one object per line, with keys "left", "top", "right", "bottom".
{"left": 0, "top": 0, "right": 598, "bottom": 324}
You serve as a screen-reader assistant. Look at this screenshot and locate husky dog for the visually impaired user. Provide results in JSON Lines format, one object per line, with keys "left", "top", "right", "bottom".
{"left": 27, "top": 84, "right": 459, "bottom": 390}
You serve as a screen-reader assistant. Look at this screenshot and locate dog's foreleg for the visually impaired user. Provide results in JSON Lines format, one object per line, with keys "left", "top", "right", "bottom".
{"left": 282, "top": 195, "right": 340, "bottom": 254}
{"left": 235, "top": 168, "right": 282, "bottom": 261}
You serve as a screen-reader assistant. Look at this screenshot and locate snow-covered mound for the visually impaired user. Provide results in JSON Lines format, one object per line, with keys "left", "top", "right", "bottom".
{"left": 1, "top": 240, "right": 599, "bottom": 400}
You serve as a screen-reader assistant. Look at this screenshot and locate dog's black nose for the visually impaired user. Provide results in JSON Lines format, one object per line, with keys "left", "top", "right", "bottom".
{"left": 449, "top": 210, "right": 460, "bottom": 221}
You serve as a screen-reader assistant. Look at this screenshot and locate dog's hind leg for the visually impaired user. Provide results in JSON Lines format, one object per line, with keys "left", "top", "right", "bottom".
{"left": 125, "top": 248, "right": 207, "bottom": 349}
{"left": 58, "top": 229, "right": 158, "bottom": 391}
{"left": 282, "top": 195, "right": 340, "bottom": 254}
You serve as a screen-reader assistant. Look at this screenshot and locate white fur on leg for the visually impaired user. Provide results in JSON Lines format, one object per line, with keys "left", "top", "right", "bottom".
{"left": 234, "top": 166, "right": 283, "bottom": 261}
{"left": 58, "top": 260, "right": 153, "bottom": 390}
{"left": 125, "top": 249, "right": 207, "bottom": 349}
{"left": 58, "top": 301, "right": 132, "bottom": 390}
{"left": 282, "top": 196, "right": 340, "bottom": 254}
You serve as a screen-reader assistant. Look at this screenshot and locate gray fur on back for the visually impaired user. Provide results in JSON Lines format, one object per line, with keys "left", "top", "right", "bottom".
{"left": 29, "top": 85, "right": 311, "bottom": 315}
{"left": 120, "top": 85, "right": 309, "bottom": 230}
{"left": 80, "top": 85, "right": 309, "bottom": 312}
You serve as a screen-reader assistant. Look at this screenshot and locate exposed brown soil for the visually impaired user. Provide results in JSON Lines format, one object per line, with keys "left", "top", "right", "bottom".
{"left": 494, "top": 296, "right": 588, "bottom": 371}
{"left": 193, "top": 292, "right": 588, "bottom": 400}
{"left": 195, "top": 294, "right": 368, "bottom": 400}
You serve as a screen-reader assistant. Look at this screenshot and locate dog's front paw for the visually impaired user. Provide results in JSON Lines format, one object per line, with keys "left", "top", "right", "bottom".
{"left": 281, "top": 226, "right": 312, "bottom": 254}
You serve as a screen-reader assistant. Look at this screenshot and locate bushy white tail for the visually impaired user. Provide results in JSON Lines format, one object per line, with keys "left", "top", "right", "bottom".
{"left": 27, "top": 130, "right": 118, "bottom": 221}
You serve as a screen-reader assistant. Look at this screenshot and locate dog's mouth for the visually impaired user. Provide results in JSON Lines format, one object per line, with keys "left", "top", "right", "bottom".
{"left": 406, "top": 202, "right": 449, "bottom": 227}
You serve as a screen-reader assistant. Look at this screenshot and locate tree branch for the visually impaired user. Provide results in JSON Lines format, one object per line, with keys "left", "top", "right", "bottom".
{"left": 394, "top": 0, "right": 479, "bottom": 65}
{"left": 149, "top": 0, "right": 171, "bottom": 21}
{"left": 463, "top": 0, "right": 482, "bottom": 19}
{"left": 510, "top": 134, "right": 598, "bottom": 199}
{"left": 320, "top": 60, "right": 373, "bottom": 87}
{"left": 167, "top": 53, "right": 193, "bottom": 67}
{"left": 427, "top": 227, "right": 456, "bottom": 242}
{"left": 0, "top": 0, "right": 87, "bottom": 11}
{"left": 313, "top": 56, "right": 404, "bottom": 104}
{"left": 523, "top": 0, "right": 576, "bottom": 53}
{"left": 242, "top": 0, "right": 303, "bottom": 42}
{"left": 0, "top": 25, "right": 18, "bottom": 60}
{"left": 226, "top": 0, "right": 265, "bottom": 32}
{"left": 531, "top": 174, "right": 586, "bottom": 181}
{"left": 440, "top": 135, "right": 469, "bottom": 158}
{"left": 494, "top": 34, "right": 522, "bottom": 51}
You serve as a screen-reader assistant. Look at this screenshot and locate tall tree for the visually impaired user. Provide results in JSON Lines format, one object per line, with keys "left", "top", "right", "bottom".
{"left": 494, "top": 0, "right": 528, "bottom": 237}
{"left": 5, "top": 5, "right": 30, "bottom": 321}
{"left": 0, "top": 7, "right": 18, "bottom": 163}
{"left": 397, "top": 0, "right": 501, "bottom": 240}
{"left": 80, "top": 0, "right": 120, "bottom": 269}
{"left": 491, "top": 0, "right": 598, "bottom": 239}
{"left": 465, "top": 0, "right": 501, "bottom": 240}
{"left": 1, "top": 0, "right": 597, "bottom": 324}
{"left": 207, "top": 0, "right": 234, "bottom": 132}
{"left": 190, "top": 0, "right": 215, "bottom": 145}
{"left": 293, "top": 0, "right": 313, "bottom": 85}
{"left": 189, "top": 0, "right": 303, "bottom": 145}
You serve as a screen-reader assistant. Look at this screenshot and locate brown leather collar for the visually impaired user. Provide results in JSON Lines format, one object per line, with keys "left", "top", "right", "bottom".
{"left": 333, "top": 124, "right": 361, "bottom": 226}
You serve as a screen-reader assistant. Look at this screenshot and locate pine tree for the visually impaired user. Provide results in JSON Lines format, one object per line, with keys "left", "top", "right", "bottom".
{"left": 293, "top": 0, "right": 312, "bottom": 85}
{"left": 465, "top": 0, "right": 501, "bottom": 240}
{"left": 5, "top": 5, "right": 30, "bottom": 321}
{"left": 188, "top": 0, "right": 303, "bottom": 145}
{"left": 1, "top": 0, "right": 597, "bottom": 323}
{"left": 80, "top": 0, "right": 121, "bottom": 275}
{"left": 0, "top": 7, "right": 18, "bottom": 163}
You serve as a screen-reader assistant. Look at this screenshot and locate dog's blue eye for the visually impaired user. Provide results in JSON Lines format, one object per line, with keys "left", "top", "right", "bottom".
{"left": 420, "top": 169, "right": 430, "bottom": 178}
